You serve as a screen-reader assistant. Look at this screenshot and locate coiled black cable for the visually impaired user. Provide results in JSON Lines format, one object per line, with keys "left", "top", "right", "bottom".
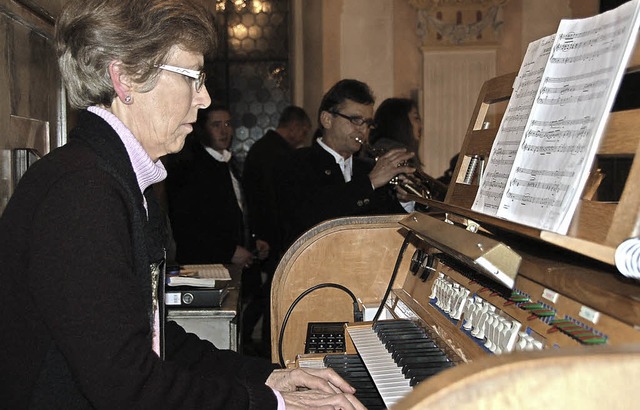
{"left": 277, "top": 283, "right": 362, "bottom": 368}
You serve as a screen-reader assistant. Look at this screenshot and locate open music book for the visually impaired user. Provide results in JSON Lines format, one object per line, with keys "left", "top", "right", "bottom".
{"left": 472, "top": 0, "right": 640, "bottom": 235}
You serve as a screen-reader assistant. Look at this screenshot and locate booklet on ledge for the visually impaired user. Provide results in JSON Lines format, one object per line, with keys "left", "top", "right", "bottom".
{"left": 166, "top": 264, "right": 231, "bottom": 288}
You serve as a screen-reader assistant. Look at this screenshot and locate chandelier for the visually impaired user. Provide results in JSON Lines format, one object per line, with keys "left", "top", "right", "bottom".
{"left": 215, "top": 0, "right": 270, "bottom": 13}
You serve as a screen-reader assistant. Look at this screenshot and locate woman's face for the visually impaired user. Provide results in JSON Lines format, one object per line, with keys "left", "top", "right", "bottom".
{"left": 128, "top": 46, "right": 211, "bottom": 160}
{"left": 408, "top": 106, "right": 422, "bottom": 142}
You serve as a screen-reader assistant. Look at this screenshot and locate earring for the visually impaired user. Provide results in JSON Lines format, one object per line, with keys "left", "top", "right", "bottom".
{"left": 124, "top": 95, "right": 132, "bottom": 104}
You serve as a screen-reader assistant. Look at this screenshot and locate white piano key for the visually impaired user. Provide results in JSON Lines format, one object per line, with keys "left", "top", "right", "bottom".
{"left": 347, "top": 325, "right": 413, "bottom": 409}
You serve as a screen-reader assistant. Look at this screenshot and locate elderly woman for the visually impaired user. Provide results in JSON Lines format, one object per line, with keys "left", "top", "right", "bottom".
{"left": 0, "top": 0, "right": 364, "bottom": 409}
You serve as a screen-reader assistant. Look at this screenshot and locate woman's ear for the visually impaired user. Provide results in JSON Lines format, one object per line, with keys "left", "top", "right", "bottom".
{"left": 108, "top": 61, "right": 134, "bottom": 104}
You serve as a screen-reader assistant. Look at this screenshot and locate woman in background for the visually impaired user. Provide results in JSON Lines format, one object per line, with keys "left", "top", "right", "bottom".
{"left": 368, "top": 98, "right": 422, "bottom": 162}
{"left": 368, "top": 98, "right": 448, "bottom": 201}
{"left": 0, "top": 0, "right": 363, "bottom": 408}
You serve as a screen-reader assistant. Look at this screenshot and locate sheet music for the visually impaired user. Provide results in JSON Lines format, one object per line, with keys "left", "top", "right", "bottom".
{"left": 474, "top": 0, "right": 640, "bottom": 234}
{"left": 472, "top": 34, "right": 555, "bottom": 214}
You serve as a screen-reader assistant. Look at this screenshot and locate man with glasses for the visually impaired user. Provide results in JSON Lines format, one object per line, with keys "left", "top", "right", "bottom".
{"left": 276, "top": 79, "right": 416, "bottom": 248}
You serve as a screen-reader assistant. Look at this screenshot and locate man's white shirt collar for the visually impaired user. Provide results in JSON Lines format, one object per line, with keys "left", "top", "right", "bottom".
{"left": 204, "top": 146, "right": 232, "bottom": 162}
{"left": 317, "top": 138, "right": 352, "bottom": 182}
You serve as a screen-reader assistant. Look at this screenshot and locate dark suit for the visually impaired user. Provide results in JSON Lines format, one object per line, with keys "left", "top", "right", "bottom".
{"left": 242, "top": 130, "right": 294, "bottom": 354}
{"left": 277, "top": 140, "right": 406, "bottom": 247}
{"left": 243, "top": 129, "right": 293, "bottom": 257}
{"left": 164, "top": 136, "right": 244, "bottom": 264}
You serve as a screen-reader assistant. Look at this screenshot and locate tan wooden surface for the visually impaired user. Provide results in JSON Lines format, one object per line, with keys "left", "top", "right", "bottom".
{"left": 394, "top": 344, "right": 640, "bottom": 410}
{"left": 270, "top": 214, "right": 416, "bottom": 365}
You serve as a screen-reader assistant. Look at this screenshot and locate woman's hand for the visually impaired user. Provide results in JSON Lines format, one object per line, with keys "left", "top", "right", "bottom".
{"left": 280, "top": 389, "right": 365, "bottom": 410}
{"left": 266, "top": 368, "right": 366, "bottom": 409}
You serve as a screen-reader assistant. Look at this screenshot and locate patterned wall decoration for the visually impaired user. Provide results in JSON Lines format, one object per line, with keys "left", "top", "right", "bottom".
{"left": 207, "top": 0, "right": 290, "bottom": 170}
{"left": 409, "top": 0, "right": 510, "bottom": 46}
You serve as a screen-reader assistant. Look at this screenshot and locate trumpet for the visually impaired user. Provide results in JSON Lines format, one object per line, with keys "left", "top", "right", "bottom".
{"left": 357, "top": 139, "right": 448, "bottom": 201}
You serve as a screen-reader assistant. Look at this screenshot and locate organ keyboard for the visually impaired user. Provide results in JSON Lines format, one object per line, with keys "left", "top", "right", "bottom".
{"left": 345, "top": 320, "right": 453, "bottom": 408}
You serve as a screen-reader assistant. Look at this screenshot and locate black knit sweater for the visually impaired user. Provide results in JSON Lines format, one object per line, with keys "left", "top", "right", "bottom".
{"left": 0, "top": 111, "right": 277, "bottom": 409}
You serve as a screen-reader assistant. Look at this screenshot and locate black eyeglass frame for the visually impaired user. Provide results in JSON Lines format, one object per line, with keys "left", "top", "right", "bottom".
{"left": 330, "top": 110, "right": 376, "bottom": 129}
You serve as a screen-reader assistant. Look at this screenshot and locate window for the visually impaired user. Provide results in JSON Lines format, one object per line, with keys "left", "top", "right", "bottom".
{"left": 208, "top": 0, "right": 290, "bottom": 168}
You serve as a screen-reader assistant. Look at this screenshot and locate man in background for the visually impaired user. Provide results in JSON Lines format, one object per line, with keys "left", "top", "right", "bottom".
{"left": 242, "top": 105, "right": 311, "bottom": 357}
{"left": 164, "top": 104, "right": 256, "bottom": 267}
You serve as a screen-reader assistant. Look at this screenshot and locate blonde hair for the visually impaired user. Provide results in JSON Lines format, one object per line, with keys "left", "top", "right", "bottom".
{"left": 56, "top": 0, "right": 216, "bottom": 109}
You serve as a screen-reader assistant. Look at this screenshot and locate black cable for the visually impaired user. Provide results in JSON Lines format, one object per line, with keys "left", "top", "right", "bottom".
{"left": 277, "top": 282, "right": 362, "bottom": 368}
{"left": 372, "top": 232, "right": 413, "bottom": 323}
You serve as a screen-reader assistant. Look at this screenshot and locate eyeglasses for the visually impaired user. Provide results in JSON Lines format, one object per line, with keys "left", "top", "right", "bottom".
{"left": 156, "top": 64, "right": 206, "bottom": 92}
{"left": 330, "top": 111, "right": 375, "bottom": 129}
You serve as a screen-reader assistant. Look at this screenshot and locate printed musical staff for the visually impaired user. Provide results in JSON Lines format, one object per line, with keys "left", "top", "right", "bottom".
{"left": 473, "top": 0, "right": 640, "bottom": 234}
{"left": 473, "top": 34, "right": 556, "bottom": 214}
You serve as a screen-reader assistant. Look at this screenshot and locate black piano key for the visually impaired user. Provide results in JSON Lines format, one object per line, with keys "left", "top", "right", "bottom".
{"left": 386, "top": 339, "right": 438, "bottom": 349}
{"left": 341, "top": 370, "right": 371, "bottom": 378}
{"left": 324, "top": 354, "right": 364, "bottom": 365}
{"left": 375, "top": 325, "right": 424, "bottom": 333}
{"left": 375, "top": 324, "right": 423, "bottom": 332}
{"left": 397, "top": 353, "right": 450, "bottom": 366}
{"left": 390, "top": 347, "right": 443, "bottom": 361}
{"left": 401, "top": 361, "right": 452, "bottom": 375}
{"left": 404, "top": 362, "right": 454, "bottom": 379}
{"left": 393, "top": 346, "right": 444, "bottom": 356}
{"left": 410, "top": 372, "right": 447, "bottom": 386}
{"left": 385, "top": 339, "right": 438, "bottom": 351}
{"left": 392, "top": 348, "right": 442, "bottom": 361}
{"left": 379, "top": 331, "right": 428, "bottom": 343}
{"left": 372, "top": 320, "right": 417, "bottom": 331}
{"left": 380, "top": 330, "right": 427, "bottom": 340}
{"left": 345, "top": 380, "right": 379, "bottom": 390}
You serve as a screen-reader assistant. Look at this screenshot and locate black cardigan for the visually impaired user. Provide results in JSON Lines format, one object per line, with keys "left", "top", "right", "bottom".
{"left": 0, "top": 111, "right": 277, "bottom": 409}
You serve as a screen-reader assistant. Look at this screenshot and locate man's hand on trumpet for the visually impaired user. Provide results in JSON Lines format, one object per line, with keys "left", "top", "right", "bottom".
{"left": 368, "top": 147, "right": 415, "bottom": 189}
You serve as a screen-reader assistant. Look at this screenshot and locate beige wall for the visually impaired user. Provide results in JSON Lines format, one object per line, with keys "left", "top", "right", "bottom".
{"left": 301, "top": 0, "right": 424, "bottom": 128}
{"left": 296, "top": 0, "right": 600, "bottom": 171}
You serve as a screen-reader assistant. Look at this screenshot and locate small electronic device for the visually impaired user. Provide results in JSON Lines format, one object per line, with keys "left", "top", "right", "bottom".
{"left": 304, "top": 322, "right": 346, "bottom": 354}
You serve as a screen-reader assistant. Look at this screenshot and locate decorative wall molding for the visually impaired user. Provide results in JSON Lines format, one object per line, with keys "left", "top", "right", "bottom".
{"left": 409, "top": 0, "right": 510, "bottom": 46}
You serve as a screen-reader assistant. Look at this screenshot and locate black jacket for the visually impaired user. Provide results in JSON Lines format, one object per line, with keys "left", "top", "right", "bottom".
{"left": 242, "top": 130, "right": 294, "bottom": 253}
{"left": 164, "top": 136, "right": 245, "bottom": 264}
{"left": 276, "top": 140, "right": 406, "bottom": 247}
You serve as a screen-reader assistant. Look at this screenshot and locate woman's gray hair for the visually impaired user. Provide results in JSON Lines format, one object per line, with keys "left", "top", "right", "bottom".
{"left": 55, "top": 0, "right": 217, "bottom": 109}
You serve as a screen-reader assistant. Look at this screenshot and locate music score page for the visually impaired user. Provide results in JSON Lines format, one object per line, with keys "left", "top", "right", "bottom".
{"left": 473, "top": 0, "right": 640, "bottom": 234}
{"left": 473, "top": 34, "right": 556, "bottom": 214}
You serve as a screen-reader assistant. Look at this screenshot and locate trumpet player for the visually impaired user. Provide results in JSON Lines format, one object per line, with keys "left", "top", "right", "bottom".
{"left": 276, "top": 79, "right": 416, "bottom": 248}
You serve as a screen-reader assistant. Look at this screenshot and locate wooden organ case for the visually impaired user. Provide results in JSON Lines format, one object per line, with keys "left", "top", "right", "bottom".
{"left": 270, "top": 68, "right": 640, "bottom": 409}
